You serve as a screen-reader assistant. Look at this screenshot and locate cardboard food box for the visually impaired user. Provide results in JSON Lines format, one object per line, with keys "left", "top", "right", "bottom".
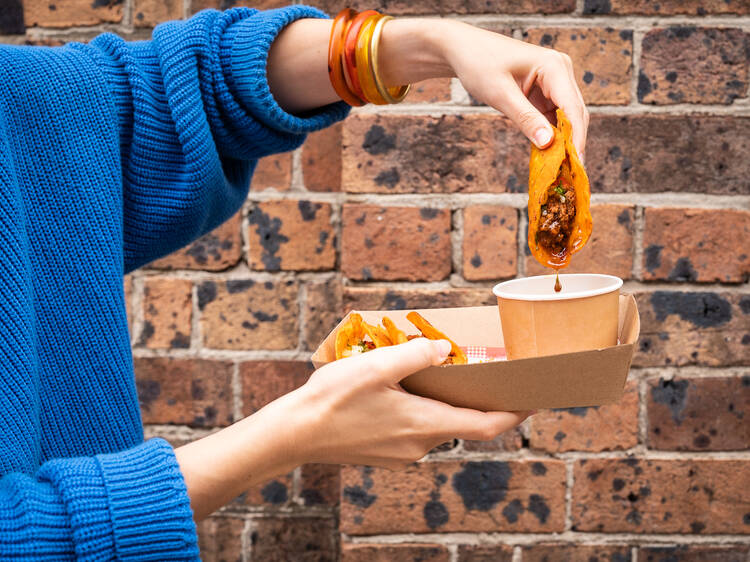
{"left": 311, "top": 294, "right": 640, "bottom": 411}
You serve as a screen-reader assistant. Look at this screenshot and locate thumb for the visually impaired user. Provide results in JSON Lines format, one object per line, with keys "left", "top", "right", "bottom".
{"left": 495, "top": 78, "right": 554, "bottom": 149}
{"left": 360, "top": 337, "right": 451, "bottom": 385}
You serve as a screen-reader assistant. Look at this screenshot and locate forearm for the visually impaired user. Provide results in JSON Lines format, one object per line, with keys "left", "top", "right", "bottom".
{"left": 267, "top": 17, "right": 454, "bottom": 113}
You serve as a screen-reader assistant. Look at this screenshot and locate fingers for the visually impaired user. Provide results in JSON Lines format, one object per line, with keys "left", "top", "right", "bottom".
{"left": 353, "top": 337, "right": 451, "bottom": 385}
{"left": 437, "top": 407, "right": 533, "bottom": 442}
{"left": 543, "top": 54, "right": 588, "bottom": 160}
{"left": 493, "top": 75, "right": 555, "bottom": 149}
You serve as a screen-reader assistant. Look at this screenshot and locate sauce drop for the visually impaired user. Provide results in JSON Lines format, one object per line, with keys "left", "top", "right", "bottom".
{"left": 554, "top": 272, "right": 562, "bottom": 293}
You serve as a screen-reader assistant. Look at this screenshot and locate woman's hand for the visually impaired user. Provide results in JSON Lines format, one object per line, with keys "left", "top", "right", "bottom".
{"left": 175, "top": 338, "right": 530, "bottom": 520}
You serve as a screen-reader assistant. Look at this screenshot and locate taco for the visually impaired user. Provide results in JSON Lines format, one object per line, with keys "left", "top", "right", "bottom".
{"left": 528, "top": 108, "right": 592, "bottom": 269}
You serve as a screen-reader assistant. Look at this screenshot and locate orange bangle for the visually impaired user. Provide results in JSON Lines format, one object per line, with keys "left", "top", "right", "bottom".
{"left": 369, "top": 15, "right": 410, "bottom": 104}
{"left": 343, "top": 10, "right": 379, "bottom": 102}
{"left": 355, "top": 14, "right": 388, "bottom": 105}
{"left": 328, "top": 8, "right": 363, "bottom": 106}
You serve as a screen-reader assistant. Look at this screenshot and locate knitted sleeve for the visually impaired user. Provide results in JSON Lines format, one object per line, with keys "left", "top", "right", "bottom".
{"left": 0, "top": 439, "right": 198, "bottom": 560}
{"left": 74, "top": 6, "right": 349, "bottom": 272}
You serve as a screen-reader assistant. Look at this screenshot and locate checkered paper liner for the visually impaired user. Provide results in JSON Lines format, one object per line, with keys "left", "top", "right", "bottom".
{"left": 461, "top": 346, "right": 507, "bottom": 364}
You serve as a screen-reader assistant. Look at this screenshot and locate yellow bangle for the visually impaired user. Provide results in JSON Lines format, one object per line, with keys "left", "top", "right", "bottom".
{"left": 355, "top": 14, "right": 388, "bottom": 105}
{"left": 369, "top": 15, "right": 411, "bottom": 104}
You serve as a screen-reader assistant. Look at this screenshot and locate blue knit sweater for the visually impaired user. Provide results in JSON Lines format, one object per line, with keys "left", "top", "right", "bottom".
{"left": 0, "top": 6, "right": 347, "bottom": 559}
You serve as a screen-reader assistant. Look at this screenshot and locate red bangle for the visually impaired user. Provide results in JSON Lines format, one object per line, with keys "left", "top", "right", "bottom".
{"left": 327, "top": 8, "right": 363, "bottom": 106}
{"left": 342, "top": 10, "right": 379, "bottom": 103}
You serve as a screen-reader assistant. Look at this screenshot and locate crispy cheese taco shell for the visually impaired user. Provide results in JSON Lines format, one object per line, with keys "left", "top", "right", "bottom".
{"left": 528, "top": 108, "right": 592, "bottom": 269}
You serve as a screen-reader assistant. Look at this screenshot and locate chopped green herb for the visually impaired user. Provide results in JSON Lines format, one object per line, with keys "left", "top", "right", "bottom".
{"left": 554, "top": 185, "right": 565, "bottom": 195}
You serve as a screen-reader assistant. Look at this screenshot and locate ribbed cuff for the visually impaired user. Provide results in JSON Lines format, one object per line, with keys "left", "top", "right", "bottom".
{"left": 97, "top": 438, "right": 199, "bottom": 561}
{"left": 222, "top": 5, "right": 350, "bottom": 135}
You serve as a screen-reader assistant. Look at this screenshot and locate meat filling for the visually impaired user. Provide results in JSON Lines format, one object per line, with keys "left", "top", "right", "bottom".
{"left": 536, "top": 172, "right": 577, "bottom": 257}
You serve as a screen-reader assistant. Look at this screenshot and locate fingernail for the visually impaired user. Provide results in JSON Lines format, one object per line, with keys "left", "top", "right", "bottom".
{"left": 534, "top": 127, "right": 553, "bottom": 148}
{"left": 437, "top": 339, "right": 452, "bottom": 357}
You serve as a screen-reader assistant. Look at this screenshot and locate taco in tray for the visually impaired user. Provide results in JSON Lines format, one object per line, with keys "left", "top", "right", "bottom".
{"left": 528, "top": 108, "right": 592, "bottom": 269}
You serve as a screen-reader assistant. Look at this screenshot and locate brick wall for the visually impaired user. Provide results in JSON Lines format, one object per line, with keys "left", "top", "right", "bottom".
{"left": 4, "top": 0, "right": 749, "bottom": 560}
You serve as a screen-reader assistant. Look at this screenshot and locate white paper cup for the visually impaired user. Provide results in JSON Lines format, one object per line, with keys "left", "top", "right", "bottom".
{"left": 492, "top": 274, "right": 623, "bottom": 360}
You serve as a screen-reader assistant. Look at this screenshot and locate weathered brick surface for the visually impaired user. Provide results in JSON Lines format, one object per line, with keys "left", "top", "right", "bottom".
{"left": 342, "top": 115, "right": 527, "bottom": 194}
{"left": 247, "top": 200, "right": 335, "bottom": 271}
{"left": 133, "top": 0, "right": 182, "bottom": 27}
{"left": 529, "top": 380, "right": 639, "bottom": 453}
{"left": 407, "top": 78, "right": 452, "bottom": 103}
{"left": 197, "top": 516, "right": 246, "bottom": 562}
{"left": 463, "top": 427, "right": 523, "bottom": 452}
{"left": 139, "top": 277, "right": 192, "bottom": 349}
{"left": 248, "top": 516, "right": 337, "bottom": 561}
{"left": 303, "top": 277, "right": 343, "bottom": 351}
{"left": 308, "top": 0, "right": 574, "bottom": 14}
{"left": 590, "top": 0, "right": 750, "bottom": 14}
{"left": 462, "top": 206, "right": 517, "bottom": 281}
{"left": 526, "top": 204, "right": 634, "bottom": 278}
{"left": 300, "top": 463, "right": 340, "bottom": 507}
{"left": 198, "top": 279, "right": 298, "bottom": 350}
{"left": 239, "top": 360, "right": 312, "bottom": 416}
{"left": 342, "top": 544, "right": 450, "bottom": 562}
{"left": 231, "top": 472, "right": 294, "bottom": 508}
{"left": 524, "top": 28, "right": 632, "bottom": 105}
{"left": 642, "top": 208, "right": 750, "bottom": 283}
{"left": 134, "top": 358, "right": 234, "bottom": 427}
{"left": 191, "top": 0, "right": 289, "bottom": 13}
{"left": 124, "top": 275, "right": 133, "bottom": 335}
{"left": 638, "top": 545, "right": 750, "bottom": 561}
{"left": 633, "top": 291, "right": 750, "bottom": 367}
{"left": 456, "top": 544, "right": 513, "bottom": 561}
{"left": 302, "top": 123, "right": 341, "bottom": 192}
{"left": 0, "top": 0, "right": 24, "bottom": 34}
{"left": 341, "top": 460, "right": 566, "bottom": 534}
{"left": 572, "top": 459, "right": 750, "bottom": 533}
{"left": 586, "top": 115, "right": 750, "bottom": 195}
{"left": 521, "top": 543, "right": 633, "bottom": 561}
{"left": 250, "top": 152, "right": 292, "bottom": 192}
{"left": 341, "top": 205, "right": 452, "bottom": 281}
{"left": 639, "top": 28, "right": 748, "bottom": 105}
{"left": 24, "top": 0, "right": 123, "bottom": 28}
{"left": 149, "top": 213, "right": 242, "bottom": 272}
{"left": 343, "top": 287, "right": 496, "bottom": 311}
{"left": 647, "top": 376, "right": 750, "bottom": 451}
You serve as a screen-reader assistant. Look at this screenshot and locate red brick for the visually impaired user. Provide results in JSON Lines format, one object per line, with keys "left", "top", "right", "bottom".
{"left": 247, "top": 516, "right": 337, "bottom": 561}
{"left": 239, "top": 360, "right": 312, "bottom": 416}
{"left": 191, "top": 0, "right": 289, "bottom": 13}
{"left": 643, "top": 208, "right": 750, "bottom": 283}
{"left": 524, "top": 28, "right": 632, "bottom": 105}
{"left": 231, "top": 473, "right": 294, "bottom": 508}
{"left": 586, "top": 115, "right": 750, "bottom": 195}
{"left": 572, "top": 458, "right": 750, "bottom": 533}
{"left": 343, "top": 287, "right": 496, "bottom": 311}
{"left": 341, "top": 460, "right": 566, "bottom": 534}
{"left": 463, "top": 206, "right": 517, "bottom": 281}
{"left": 133, "top": 0, "right": 183, "bottom": 27}
{"left": 24, "top": 0, "right": 122, "bottom": 28}
{"left": 407, "top": 78, "right": 452, "bottom": 103}
{"left": 134, "top": 358, "right": 234, "bottom": 427}
{"left": 250, "top": 152, "right": 292, "bottom": 192}
{"left": 639, "top": 545, "right": 749, "bottom": 561}
{"left": 247, "top": 200, "right": 335, "bottom": 271}
{"left": 530, "top": 380, "right": 638, "bottom": 453}
{"left": 306, "top": 0, "right": 575, "bottom": 15}
{"left": 526, "top": 204, "right": 634, "bottom": 278}
{"left": 138, "top": 277, "right": 192, "bottom": 349}
{"left": 198, "top": 279, "right": 298, "bottom": 350}
{"left": 633, "top": 291, "right": 750, "bottom": 368}
{"left": 456, "top": 544, "right": 513, "bottom": 561}
{"left": 639, "top": 28, "right": 748, "bottom": 105}
{"left": 300, "top": 464, "right": 340, "bottom": 507}
{"left": 587, "top": 0, "right": 750, "bottom": 14}
{"left": 342, "top": 114, "right": 527, "bottom": 194}
{"left": 341, "top": 205, "right": 451, "bottom": 281}
{"left": 463, "top": 427, "right": 523, "bottom": 452}
{"left": 197, "top": 516, "right": 246, "bottom": 562}
{"left": 647, "top": 376, "right": 750, "bottom": 451}
{"left": 303, "top": 277, "right": 343, "bottom": 351}
{"left": 522, "top": 544, "right": 633, "bottom": 561}
{"left": 148, "top": 212, "right": 242, "bottom": 271}
{"left": 342, "top": 544, "right": 450, "bottom": 562}
{"left": 302, "top": 123, "right": 341, "bottom": 192}
{"left": 124, "top": 275, "right": 134, "bottom": 336}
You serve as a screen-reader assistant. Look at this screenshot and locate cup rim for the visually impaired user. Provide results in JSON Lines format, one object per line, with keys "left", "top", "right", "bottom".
{"left": 492, "top": 273, "right": 623, "bottom": 302}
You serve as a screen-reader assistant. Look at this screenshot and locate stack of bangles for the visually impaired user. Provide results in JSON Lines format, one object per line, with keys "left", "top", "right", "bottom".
{"left": 328, "top": 8, "right": 411, "bottom": 106}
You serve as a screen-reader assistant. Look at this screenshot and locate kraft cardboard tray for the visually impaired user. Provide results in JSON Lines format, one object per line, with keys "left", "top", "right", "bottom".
{"left": 311, "top": 294, "right": 640, "bottom": 411}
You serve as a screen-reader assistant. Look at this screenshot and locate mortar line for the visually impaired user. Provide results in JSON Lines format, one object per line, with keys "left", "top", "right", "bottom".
{"left": 631, "top": 545, "right": 639, "bottom": 562}
{"left": 190, "top": 275, "right": 202, "bottom": 351}
{"left": 452, "top": 14, "right": 750, "bottom": 29}
{"left": 631, "top": 205, "right": 645, "bottom": 281}
{"left": 573, "top": 0, "right": 584, "bottom": 16}
{"left": 131, "top": 273, "right": 146, "bottom": 349}
{"left": 297, "top": 281, "right": 309, "bottom": 355}
{"left": 637, "top": 376, "right": 649, "bottom": 449}
{"left": 517, "top": 207, "right": 528, "bottom": 278}
{"left": 630, "top": 28, "right": 645, "bottom": 108}
{"left": 511, "top": 545, "right": 522, "bottom": 562}
{"left": 232, "top": 361, "right": 243, "bottom": 422}
{"left": 448, "top": 543, "right": 459, "bottom": 562}
{"left": 290, "top": 146, "right": 305, "bottom": 191}
{"left": 451, "top": 209, "right": 463, "bottom": 280}
{"left": 564, "top": 460, "right": 574, "bottom": 532}
{"left": 241, "top": 518, "right": 252, "bottom": 562}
